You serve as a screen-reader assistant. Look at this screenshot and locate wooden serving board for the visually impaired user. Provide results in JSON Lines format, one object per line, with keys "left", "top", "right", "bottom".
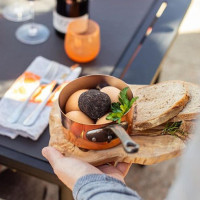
{"left": 49, "top": 85, "right": 185, "bottom": 166}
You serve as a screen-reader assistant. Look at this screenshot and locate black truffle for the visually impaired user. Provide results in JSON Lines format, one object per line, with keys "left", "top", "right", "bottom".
{"left": 78, "top": 89, "right": 111, "bottom": 120}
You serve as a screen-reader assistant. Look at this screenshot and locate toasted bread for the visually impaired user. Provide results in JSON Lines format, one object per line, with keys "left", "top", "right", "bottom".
{"left": 131, "top": 120, "right": 196, "bottom": 136}
{"left": 132, "top": 80, "right": 190, "bottom": 130}
{"left": 172, "top": 82, "right": 200, "bottom": 121}
{"left": 180, "top": 120, "right": 196, "bottom": 133}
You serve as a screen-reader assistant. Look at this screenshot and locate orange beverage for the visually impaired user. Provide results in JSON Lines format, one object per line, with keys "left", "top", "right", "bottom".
{"left": 64, "top": 19, "right": 100, "bottom": 63}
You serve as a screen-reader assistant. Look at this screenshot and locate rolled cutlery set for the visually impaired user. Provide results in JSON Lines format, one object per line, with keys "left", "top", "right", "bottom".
{"left": 8, "top": 62, "right": 82, "bottom": 126}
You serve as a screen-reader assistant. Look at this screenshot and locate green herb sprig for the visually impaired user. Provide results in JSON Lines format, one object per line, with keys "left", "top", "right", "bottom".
{"left": 106, "top": 87, "right": 138, "bottom": 123}
{"left": 162, "top": 121, "right": 182, "bottom": 135}
{"left": 162, "top": 121, "right": 189, "bottom": 140}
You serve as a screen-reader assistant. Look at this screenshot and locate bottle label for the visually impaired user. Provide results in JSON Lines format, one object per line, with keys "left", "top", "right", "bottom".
{"left": 53, "top": 11, "right": 89, "bottom": 34}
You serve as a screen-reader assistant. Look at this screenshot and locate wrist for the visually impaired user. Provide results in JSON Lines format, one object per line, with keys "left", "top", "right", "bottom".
{"left": 73, "top": 173, "right": 126, "bottom": 197}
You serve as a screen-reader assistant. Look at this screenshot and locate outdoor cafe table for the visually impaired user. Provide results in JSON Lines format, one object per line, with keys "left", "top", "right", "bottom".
{"left": 0, "top": 0, "right": 191, "bottom": 199}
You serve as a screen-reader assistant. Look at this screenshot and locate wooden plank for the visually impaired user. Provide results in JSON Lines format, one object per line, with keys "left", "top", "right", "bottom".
{"left": 122, "top": 0, "right": 191, "bottom": 84}
{"left": 112, "top": 0, "right": 164, "bottom": 78}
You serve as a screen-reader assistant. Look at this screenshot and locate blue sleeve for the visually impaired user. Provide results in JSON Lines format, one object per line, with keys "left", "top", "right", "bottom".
{"left": 73, "top": 174, "right": 142, "bottom": 200}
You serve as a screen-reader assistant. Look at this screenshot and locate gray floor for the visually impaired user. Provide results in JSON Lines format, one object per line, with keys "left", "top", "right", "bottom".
{"left": 0, "top": 169, "right": 58, "bottom": 200}
{"left": 0, "top": 0, "right": 200, "bottom": 199}
{"left": 125, "top": 159, "right": 179, "bottom": 200}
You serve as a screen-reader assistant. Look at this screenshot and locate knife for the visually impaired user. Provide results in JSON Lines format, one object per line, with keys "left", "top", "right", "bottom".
{"left": 23, "top": 66, "right": 82, "bottom": 126}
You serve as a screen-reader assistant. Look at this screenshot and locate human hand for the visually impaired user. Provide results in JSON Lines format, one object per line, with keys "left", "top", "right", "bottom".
{"left": 42, "top": 146, "right": 131, "bottom": 190}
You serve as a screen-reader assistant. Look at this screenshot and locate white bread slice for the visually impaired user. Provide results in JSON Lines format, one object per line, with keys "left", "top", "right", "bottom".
{"left": 173, "top": 82, "right": 200, "bottom": 121}
{"left": 132, "top": 80, "right": 189, "bottom": 130}
{"left": 131, "top": 120, "right": 195, "bottom": 140}
{"left": 129, "top": 85, "right": 146, "bottom": 95}
{"left": 131, "top": 129, "right": 163, "bottom": 137}
{"left": 131, "top": 120, "right": 196, "bottom": 141}
{"left": 180, "top": 120, "right": 196, "bottom": 133}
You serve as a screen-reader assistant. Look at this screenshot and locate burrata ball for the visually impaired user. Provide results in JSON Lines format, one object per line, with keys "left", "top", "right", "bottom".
{"left": 65, "top": 89, "right": 88, "bottom": 113}
{"left": 66, "top": 111, "right": 94, "bottom": 124}
{"left": 96, "top": 114, "right": 112, "bottom": 125}
{"left": 100, "top": 86, "right": 120, "bottom": 103}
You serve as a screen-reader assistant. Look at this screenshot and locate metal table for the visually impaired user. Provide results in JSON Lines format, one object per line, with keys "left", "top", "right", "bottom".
{"left": 0, "top": 0, "right": 191, "bottom": 199}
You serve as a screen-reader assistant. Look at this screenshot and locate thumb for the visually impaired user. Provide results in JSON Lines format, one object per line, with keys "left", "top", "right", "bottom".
{"left": 42, "top": 146, "right": 64, "bottom": 168}
{"left": 42, "top": 146, "right": 102, "bottom": 190}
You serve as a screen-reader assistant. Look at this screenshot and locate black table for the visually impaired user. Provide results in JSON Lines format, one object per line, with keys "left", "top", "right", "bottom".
{"left": 0, "top": 0, "right": 191, "bottom": 199}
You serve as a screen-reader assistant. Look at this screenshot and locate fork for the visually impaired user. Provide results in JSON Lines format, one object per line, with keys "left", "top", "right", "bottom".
{"left": 7, "top": 62, "right": 59, "bottom": 123}
{"left": 23, "top": 65, "right": 82, "bottom": 126}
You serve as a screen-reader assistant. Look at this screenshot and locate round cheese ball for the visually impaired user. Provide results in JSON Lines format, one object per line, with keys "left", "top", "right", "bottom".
{"left": 66, "top": 111, "right": 94, "bottom": 124}
{"left": 96, "top": 114, "right": 112, "bottom": 125}
{"left": 65, "top": 89, "right": 88, "bottom": 113}
{"left": 100, "top": 86, "right": 120, "bottom": 103}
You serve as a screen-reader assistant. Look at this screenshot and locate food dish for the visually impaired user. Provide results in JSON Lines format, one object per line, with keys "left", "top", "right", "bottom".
{"left": 49, "top": 78, "right": 200, "bottom": 165}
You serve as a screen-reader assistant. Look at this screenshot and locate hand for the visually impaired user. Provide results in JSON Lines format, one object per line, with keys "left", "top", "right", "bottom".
{"left": 42, "top": 146, "right": 131, "bottom": 190}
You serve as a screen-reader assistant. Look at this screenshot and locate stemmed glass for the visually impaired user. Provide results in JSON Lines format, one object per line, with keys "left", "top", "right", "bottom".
{"left": 15, "top": 0, "right": 50, "bottom": 45}
{"left": 2, "top": 0, "right": 32, "bottom": 22}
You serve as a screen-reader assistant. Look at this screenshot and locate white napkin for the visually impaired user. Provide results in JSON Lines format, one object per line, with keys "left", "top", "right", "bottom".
{"left": 0, "top": 56, "right": 71, "bottom": 140}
